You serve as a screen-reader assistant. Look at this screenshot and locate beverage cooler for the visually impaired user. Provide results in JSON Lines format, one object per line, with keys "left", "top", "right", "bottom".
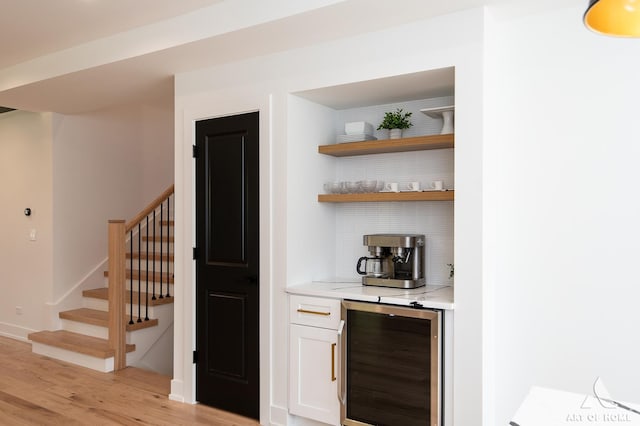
{"left": 338, "top": 300, "right": 442, "bottom": 426}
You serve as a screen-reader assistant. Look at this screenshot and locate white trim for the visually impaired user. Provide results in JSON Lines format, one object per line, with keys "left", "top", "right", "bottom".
{"left": 269, "top": 404, "right": 288, "bottom": 426}
{"left": 169, "top": 380, "right": 186, "bottom": 403}
{"left": 46, "top": 257, "right": 108, "bottom": 307}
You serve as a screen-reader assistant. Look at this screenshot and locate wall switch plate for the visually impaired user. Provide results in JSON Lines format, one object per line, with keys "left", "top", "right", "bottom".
{"left": 29, "top": 229, "right": 37, "bottom": 241}
{"left": 15, "top": 306, "right": 22, "bottom": 315}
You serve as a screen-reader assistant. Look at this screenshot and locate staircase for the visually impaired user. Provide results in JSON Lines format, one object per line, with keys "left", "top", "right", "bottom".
{"left": 28, "top": 187, "right": 175, "bottom": 374}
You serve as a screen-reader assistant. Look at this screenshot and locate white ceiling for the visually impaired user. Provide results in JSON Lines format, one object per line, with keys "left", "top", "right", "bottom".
{"left": 0, "top": 0, "right": 497, "bottom": 114}
{"left": 0, "top": 0, "right": 224, "bottom": 69}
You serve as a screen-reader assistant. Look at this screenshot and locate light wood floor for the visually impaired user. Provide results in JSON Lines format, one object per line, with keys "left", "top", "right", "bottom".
{"left": 0, "top": 336, "right": 259, "bottom": 425}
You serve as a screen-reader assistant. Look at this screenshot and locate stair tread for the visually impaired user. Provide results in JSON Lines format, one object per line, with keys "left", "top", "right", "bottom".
{"left": 127, "top": 252, "right": 174, "bottom": 261}
{"left": 142, "top": 235, "right": 174, "bottom": 242}
{"left": 83, "top": 288, "right": 174, "bottom": 306}
{"left": 59, "top": 308, "right": 159, "bottom": 331}
{"left": 60, "top": 308, "right": 108, "bottom": 326}
{"left": 103, "top": 269, "right": 174, "bottom": 284}
{"left": 28, "top": 330, "right": 135, "bottom": 359}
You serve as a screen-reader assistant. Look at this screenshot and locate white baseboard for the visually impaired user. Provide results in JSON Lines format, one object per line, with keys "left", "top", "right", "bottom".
{"left": 169, "top": 379, "right": 186, "bottom": 403}
{"left": 0, "top": 322, "right": 37, "bottom": 341}
{"left": 270, "top": 404, "right": 288, "bottom": 426}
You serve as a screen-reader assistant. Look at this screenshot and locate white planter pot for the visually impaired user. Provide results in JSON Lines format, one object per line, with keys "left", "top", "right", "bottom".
{"left": 389, "top": 129, "right": 402, "bottom": 139}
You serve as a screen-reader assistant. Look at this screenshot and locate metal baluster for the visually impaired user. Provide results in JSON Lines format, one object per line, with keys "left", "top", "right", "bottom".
{"left": 159, "top": 201, "right": 164, "bottom": 299}
{"left": 152, "top": 210, "right": 156, "bottom": 300}
{"left": 145, "top": 215, "right": 149, "bottom": 321}
{"left": 166, "top": 195, "right": 171, "bottom": 298}
{"left": 129, "top": 230, "right": 134, "bottom": 325}
{"left": 137, "top": 223, "right": 142, "bottom": 323}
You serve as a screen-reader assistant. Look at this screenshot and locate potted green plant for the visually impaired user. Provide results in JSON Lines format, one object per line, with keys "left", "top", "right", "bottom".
{"left": 377, "top": 108, "right": 413, "bottom": 139}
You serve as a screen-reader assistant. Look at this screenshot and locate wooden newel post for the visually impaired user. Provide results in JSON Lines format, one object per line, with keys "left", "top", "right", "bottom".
{"left": 108, "top": 220, "right": 126, "bottom": 371}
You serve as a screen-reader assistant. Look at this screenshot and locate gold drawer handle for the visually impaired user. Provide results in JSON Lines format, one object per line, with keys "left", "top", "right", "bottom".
{"left": 297, "top": 308, "right": 331, "bottom": 316}
{"left": 331, "top": 343, "right": 337, "bottom": 382}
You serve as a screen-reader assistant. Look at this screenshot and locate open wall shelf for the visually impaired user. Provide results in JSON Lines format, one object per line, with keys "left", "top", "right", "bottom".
{"left": 318, "top": 191, "right": 454, "bottom": 203}
{"left": 318, "top": 134, "right": 454, "bottom": 157}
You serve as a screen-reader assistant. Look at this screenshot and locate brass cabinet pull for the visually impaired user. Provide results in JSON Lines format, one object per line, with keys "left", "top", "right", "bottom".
{"left": 297, "top": 308, "right": 331, "bottom": 316}
{"left": 331, "top": 343, "right": 337, "bottom": 382}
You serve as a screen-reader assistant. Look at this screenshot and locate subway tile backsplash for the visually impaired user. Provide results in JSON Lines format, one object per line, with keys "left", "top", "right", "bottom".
{"left": 334, "top": 201, "right": 454, "bottom": 286}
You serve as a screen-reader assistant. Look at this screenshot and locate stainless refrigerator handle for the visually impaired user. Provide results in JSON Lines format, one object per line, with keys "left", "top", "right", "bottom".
{"left": 336, "top": 319, "right": 345, "bottom": 404}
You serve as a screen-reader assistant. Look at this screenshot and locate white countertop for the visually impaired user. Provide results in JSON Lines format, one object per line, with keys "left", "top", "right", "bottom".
{"left": 286, "top": 279, "right": 454, "bottom": 310}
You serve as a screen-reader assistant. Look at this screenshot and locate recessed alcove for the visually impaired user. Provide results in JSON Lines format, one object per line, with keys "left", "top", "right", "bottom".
{"left": 288, "top": 67, "right": 456, "bottom": 285}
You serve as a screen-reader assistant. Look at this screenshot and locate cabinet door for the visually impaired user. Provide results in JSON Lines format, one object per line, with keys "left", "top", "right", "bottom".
{"left": 289, "top": 324, "right": 340, "bottom": 426}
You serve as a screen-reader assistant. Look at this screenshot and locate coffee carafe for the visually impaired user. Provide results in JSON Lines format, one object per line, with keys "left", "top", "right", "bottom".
{"left": 356, "top": 256, "right": 385, "bottom": 277}
{"left": 356, "top": 234, "right": 426, "bottom": 288}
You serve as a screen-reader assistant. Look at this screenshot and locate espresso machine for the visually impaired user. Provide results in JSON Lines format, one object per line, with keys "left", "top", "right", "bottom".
{"left": 356, "top": 234, "right": 426, "bottom": 288}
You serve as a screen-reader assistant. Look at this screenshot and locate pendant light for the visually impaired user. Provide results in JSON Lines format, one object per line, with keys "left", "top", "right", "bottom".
{"left": 584, "top": 0, "right": 640, "bottom": 36}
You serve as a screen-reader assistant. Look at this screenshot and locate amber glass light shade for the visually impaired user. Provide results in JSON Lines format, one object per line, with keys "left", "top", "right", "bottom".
{"left": 584, "top": 0, "right": 640, "bottom": 36}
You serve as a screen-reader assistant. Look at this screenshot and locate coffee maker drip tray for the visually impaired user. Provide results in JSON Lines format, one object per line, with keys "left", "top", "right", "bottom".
{"left": 363, "top": 276, "right": 426, "bottom": 289}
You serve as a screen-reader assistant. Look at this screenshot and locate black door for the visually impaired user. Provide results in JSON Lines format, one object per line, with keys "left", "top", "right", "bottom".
{"left": 195, "top": 112, "right": 259, "bottom": 420}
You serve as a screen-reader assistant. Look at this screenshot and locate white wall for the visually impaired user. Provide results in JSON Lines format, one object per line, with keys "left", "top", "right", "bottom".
{"left": 51, "top": 98, "right": 174, "bottom": 304}
{"left": 174, "top": 8, "right": 485, "bottom": 425}
{"left": 0, "top": 111, "right": 53, "bottom": 339}
{"left": 286, "top": 95, "right": 337, "bottom": 285}
{"left": 485, "top": 1, "right": 640, "bottom": 423}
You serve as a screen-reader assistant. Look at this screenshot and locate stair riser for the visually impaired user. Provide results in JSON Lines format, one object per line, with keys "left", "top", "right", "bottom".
{"left": 32, "top": 342, "right": 114, "bottom": 372}
{"left": 138, "top": 241, "right": 174, "bottom": 249}
{"left": 125, "top": 260, "right": 174, "bottom": 273}
{"left": 83, "top": 298, "right": 170, "bottom": 318}
{"left": 125, "top": 284, "right": 175, "bottom": 296}
{"left": 31, "top": 342, "right": 135, "bottom": 373}
{"left": 128, "top": 245, "right": 174, "bottom": 258}
{"left": 130, "top": 242, "right": 174, "bottom": 255}
{"left": 103, "top": 277, "right": 175, "bottom": 291}
{"left": 60, "top": 319, "right": 108, "bottom": 340}
{"left": 59, "top": 319, "right": 161, "bottom": 344}
{"left": 126, "top": 259, "right": 174, "bottom": 269}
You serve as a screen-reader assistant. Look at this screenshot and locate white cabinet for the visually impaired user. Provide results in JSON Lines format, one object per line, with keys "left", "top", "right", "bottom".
{"left": 289, "top": 295, "right": 341, "bottom": 426}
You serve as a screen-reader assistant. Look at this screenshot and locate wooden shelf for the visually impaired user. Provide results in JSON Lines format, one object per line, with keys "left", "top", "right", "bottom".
{"left": 318, "top": 134, "right": 454, "bottom": 157}
{"left": 318, "top": 190, "right": 454, "bottom": 203}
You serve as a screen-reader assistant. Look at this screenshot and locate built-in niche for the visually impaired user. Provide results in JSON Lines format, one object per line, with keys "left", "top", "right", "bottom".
{"left": 289, "top": 67, "right": 455, "bottom": 286}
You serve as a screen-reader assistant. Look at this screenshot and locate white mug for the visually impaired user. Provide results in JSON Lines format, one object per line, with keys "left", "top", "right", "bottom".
{"left": 405, "top": 181, "right": 421, "bottom": 191}
{"left": 430, "top": 180, "right": 444, "bottom": 191}
{"left": 385, "top": 182, "right": 399, "bottom": 192}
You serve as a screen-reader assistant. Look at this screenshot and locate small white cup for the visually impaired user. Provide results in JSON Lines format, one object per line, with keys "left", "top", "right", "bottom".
{"left": 430, "top": 180, "right": 444, "bottom": 191}
{"left": 405, "top": 181, "right": 421, "bottom": 191}
{"left": 385, "top": 182, "right": 399, "bottom": 192}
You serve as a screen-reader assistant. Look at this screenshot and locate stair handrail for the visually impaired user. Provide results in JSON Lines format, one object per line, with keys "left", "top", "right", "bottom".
{"left": 126, "top": 184, "right": 175, "bottom": 231}
{"left": 108, "top": 184, "right": 175, "bottom": 371}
